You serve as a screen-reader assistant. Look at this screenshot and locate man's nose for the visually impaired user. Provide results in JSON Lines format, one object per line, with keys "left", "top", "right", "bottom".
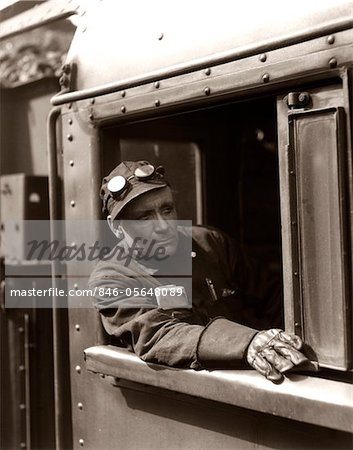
{"left": 154, "top": 214, "right": 169, "bottom": 232}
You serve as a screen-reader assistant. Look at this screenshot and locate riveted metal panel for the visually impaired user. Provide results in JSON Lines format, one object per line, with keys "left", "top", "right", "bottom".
{"left": 75, "top": 361, "right": 353, "bottom": 449}
{"left": 65, "top": 0, "right": 353, "bottom": 93}
{"left": 85, "top": 345, "right": 353, "bottom": 433}
{"left": 67, "top": 29, "right": 353, "bottom": 124}
{"left": 61, "top": 106, "right": 104, "bottom": 449}
{"left": 54, "top": 27, "right": 353, "bottom": 106}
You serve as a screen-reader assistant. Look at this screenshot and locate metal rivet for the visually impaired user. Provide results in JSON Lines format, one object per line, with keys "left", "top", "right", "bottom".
{"left": 327, "top": 35, "right": 335, "bottom": 45}
{"left": 290, "top": 170, "right": 295, "bottom": 175}
{"left": 100, "top": 374, "right": 105, "bottom": 379}
{"left": 121, "top": 105, "right": 126, "bottom": 113}
{"left": 89, "top": 113, "right": 94, "bottom": 121}
{"left": 20, "top": 443, "right": 26, "bottom": 449}
{"left": 70, "top": 200, "right": 75, "bottom": 207}
{"left": 204, "top": 68, "right": 211, "bottom": 76}
{"left": 204, "top": 87, "right": 211, "bottom": 96}
{"left": 294, "top": 271, "right": 299, "bottom": 276}
{"left": 75, "top": 324, "right": 80, "bottom": 331}
{"left": 154, "top": 81, "right": 160, "bottom": 88}
{"left": 67, "top": 134, "right": 73, "bottom": 141}
{"left": 69, "top": 160, "right": 74, "bottom": 167}
{"left": 259, "top": 53, "right": 267, "bottom": 62}
{"left": 61, "top": 64, "right": 71, "bottom": 73}
{"left": 74, "top": 283, "right": 78, "bottom": 290}
{"left": 121, "top": 91, "right": 126, "bottom": 98}
{"left": 71, "top": 242, "right": 76, "bottom": 247}
{"left": 77, "top": 402, "right": 83, "bottom": 410}
{"left": 158, "top": 32, "right": 164, "bottom": 40}
{"left": 75, "top": 365, "right": 81, "bottom": 374}
{"left": 291, "top": 221, "right": 297, "bottom": 226}
{"left": 18, "top": 327, "right": 24, "bottom": 333}
{"left": 295, "top": 322, "right": 300, "bottom": 327}
{"left": 90, "top": 98, "right": 95, "bottom": 105}
{"left": 68, "top": 103, "right": 72, "bottom": 109}
{"left": 262, "top": 73, "right": 270, "bottom": 83}
{"left": 19, "top": 403, "right": 26, "bottom": 410}
{"left": 79, "top": 438, "right": 84, "bottom": 446}
{"left": 154, "top": 99, "right": 160, "bottom": 107}
{"left": 329, "top": 57, "right": 337, "bottom": 68}
{"left": 59, "top": 75, "right": 69, "bottom": 87}
{"left": 298, "top": 93, "right": 309, "bottom": 103}
{"left": 19, "top": 365, "right": 25, "bottom": 372}
{"left": 68, "top": 118, "right": 73, "bottom": 125}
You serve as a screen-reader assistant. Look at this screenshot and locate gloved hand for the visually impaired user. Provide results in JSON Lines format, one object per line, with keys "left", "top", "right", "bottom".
{"left": 246, "top": 329, "right": 309, "bottom": 383}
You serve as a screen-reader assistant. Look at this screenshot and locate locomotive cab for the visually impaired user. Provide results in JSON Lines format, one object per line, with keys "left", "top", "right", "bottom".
{"left": 55, "top": 1, "right": 353, "bottom": 447}
{"left": 1, "top": 0, "right": 353, "bottom": 449}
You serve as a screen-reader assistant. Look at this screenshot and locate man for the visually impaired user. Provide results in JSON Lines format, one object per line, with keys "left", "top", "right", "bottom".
{"left": 89, "top": 160, "right": 311, "bottom": 382}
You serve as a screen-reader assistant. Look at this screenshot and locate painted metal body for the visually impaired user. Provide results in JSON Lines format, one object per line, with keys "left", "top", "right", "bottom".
{"left": 1, "top": 0, "right": 353, "bottom": 448}
{"left": 57, "top": 0, "right": 353, "bottom": 446}
{"left": 57, "top": 0, "right": 353, "bottom": 101}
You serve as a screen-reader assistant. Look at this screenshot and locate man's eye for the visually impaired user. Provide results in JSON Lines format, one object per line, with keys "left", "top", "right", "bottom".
{"left": 138, "top": 215, "right": 151, "bottom": 220}
{"left": 162, "top": 207, "right": 174, "bottom": 215}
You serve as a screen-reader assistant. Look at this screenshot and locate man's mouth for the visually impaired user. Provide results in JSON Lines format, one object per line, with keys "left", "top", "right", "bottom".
{"left": 156, "top": 236, "right": 175, "bottom": 245}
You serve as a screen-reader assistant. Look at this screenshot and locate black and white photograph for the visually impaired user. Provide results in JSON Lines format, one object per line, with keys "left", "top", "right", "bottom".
{"left": 1, "top": 1, "right": 353, "bottom": 449}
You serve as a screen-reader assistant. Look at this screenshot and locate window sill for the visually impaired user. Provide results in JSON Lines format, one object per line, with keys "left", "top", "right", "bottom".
{"left": 84, "top": 345, "right": 353, "bottom": 433}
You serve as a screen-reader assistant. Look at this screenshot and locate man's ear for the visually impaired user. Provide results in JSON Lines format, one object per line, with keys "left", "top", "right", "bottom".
{"left": 107, "top": 215, "right": 123, "bottom": 238}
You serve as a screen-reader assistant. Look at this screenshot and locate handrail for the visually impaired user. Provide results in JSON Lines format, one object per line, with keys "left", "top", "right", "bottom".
{"left": 47, "top": 107, "right": 72, "bottom": 450}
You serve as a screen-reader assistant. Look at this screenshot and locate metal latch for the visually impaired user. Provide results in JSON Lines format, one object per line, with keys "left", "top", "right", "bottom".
{"left": 58, "top": 63, "right": 72, "bottom": 91}
{"left": 285, "top": 92, "right": 311, "bottom": 109}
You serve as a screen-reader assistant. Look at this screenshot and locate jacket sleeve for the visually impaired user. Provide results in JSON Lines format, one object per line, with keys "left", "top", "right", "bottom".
{"left": 89, "top": 268, "right": 257, "bottom": 369}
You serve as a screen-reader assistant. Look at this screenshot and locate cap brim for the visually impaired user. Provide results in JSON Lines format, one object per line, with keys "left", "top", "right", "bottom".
{"left": 110, "top": 181, "right": 167, "bottom": 220}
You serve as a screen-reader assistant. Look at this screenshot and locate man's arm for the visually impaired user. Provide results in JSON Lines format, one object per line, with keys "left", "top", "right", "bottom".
{"left": 89, "top": 267, "right": 257, "bottom": 369}
{"left": 96, "top": 290, "right": 310, "bottom": 383}
{"left": 99, "top": 306, "right": 257, "bottom": 369}
{"left": 89, "top": 235, "right": 309, "bottom": 380}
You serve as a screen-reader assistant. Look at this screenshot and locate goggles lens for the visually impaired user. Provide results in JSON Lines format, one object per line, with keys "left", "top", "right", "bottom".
{"left": 107, "top": 175, "right": 127, "bottom": 194}
{"left": 134, "top": 164, "right": 155, "bottom": 179}
{"left": 107, "top": 164, "right": 164, "bottom": 197}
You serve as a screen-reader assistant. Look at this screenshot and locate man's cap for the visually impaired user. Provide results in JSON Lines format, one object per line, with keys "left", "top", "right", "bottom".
{"left": 100, "top": 160, "right": 168, "bottom": 220}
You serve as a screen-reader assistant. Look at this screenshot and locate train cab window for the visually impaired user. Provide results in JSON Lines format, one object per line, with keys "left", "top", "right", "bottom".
{"left": 101, "top": 95, "right": 283, "bottom": 328}
{"left": 99, "top": 85, "right": 351, "bottom": 377}
{"left": 102, "top": 98, "right": 281, "bottom": 263}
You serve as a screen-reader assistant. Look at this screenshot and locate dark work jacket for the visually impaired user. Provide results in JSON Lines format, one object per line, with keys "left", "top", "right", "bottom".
{"left": 89, "top": 226, "right": 282, "bottom": 369}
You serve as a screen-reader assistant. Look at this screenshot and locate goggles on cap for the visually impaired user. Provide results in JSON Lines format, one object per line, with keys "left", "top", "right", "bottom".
{"left": 107, "top": 164, "right": 165, "bottom": 198}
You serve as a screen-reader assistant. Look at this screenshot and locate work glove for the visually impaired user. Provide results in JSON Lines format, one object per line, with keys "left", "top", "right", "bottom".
{"left": 246, "top": 329, "right": 310, "bottom": 383}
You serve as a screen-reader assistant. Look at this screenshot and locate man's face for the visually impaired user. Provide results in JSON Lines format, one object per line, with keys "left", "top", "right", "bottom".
{"left": 118, "top": 187, "right": 179, "bottom": 258}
